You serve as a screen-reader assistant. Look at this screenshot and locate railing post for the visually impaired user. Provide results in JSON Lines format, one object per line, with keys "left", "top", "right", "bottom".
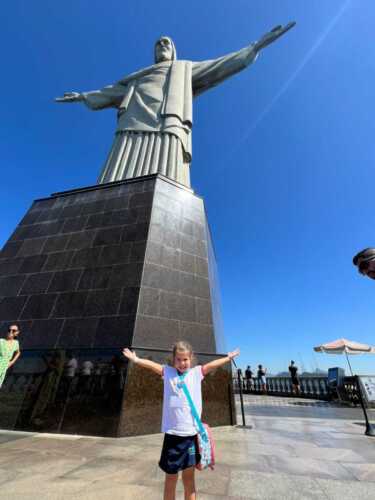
{"left": 237, "top": 368, "right": 246, "bottom": 427}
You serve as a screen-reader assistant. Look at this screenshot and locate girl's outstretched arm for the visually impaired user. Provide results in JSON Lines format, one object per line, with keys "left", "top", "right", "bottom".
{"left": 202, "top": 349, "right": 240, "bottom": 375}
{"left": 122, "top": 348, "right": 163, "bottom": 376}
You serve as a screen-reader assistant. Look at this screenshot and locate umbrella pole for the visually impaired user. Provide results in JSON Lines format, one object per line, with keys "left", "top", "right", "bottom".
{"left": 345, "top": 351, "right": 354, "bottom": 376}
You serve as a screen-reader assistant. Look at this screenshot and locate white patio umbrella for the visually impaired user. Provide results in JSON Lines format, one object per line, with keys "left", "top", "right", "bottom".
{"left": 314, "top": 338, "right": 375, "bottom": 437}
{"left": 314, "top": 338, "right": 375, "bottom": 375}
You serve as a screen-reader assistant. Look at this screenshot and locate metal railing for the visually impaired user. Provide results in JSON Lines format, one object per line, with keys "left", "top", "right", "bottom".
{"left": 233, "top": 375, "right": 330, "bottom": 400}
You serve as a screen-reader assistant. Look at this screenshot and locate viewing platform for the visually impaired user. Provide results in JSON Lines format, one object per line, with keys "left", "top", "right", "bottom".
{"left": 0, "top": 394, "right": 374, "bottom": 499}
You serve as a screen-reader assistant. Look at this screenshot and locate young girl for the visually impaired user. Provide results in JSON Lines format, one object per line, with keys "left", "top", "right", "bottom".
{"left": 123, "top": 341, "right": 239, "bottom": 500}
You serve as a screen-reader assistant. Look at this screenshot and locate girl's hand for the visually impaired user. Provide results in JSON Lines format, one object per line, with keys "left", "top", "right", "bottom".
{"left": 228, "top": 348, "right": 240, "bottom": 360}
{"left": 122, "top": 348, "right": 139, "bottom": 363}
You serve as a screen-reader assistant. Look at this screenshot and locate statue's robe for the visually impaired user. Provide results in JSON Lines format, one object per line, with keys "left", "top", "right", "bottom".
{"left": 82, "top": 44, "right": 258, "bottom": 187}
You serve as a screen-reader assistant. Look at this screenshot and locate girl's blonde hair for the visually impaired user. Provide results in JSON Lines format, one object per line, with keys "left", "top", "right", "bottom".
{"left": 168, "top": 341, "right": 194, "bottom": 365}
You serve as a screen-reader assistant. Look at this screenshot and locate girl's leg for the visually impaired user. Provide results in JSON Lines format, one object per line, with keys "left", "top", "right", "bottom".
{"left": 164, "top": 472, "right": 178, "bottom": 500}
{"left": 182, "top": 466, "right": 196, "bottom": 500}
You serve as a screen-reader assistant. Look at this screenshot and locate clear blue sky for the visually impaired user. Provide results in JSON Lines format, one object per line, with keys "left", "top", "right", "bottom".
{"left": 1, "top": 0, "right": 375, "bottom": 374}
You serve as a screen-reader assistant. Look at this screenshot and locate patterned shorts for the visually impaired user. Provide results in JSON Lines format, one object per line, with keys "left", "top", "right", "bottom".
{"left": 159, "top": 433, "right": 201, "bottom": 474}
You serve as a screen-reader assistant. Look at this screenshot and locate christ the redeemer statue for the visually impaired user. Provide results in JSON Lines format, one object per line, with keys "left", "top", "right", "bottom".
{"left": 56, "top": 23, "right": 295, "bottom": 188}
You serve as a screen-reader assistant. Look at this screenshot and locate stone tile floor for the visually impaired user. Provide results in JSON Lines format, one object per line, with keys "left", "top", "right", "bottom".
{"left": 0, "top": 395, "right": 374, "bottom": 499}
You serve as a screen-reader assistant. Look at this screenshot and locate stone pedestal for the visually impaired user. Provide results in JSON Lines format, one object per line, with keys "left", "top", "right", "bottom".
{"left": 0, "top": 174, "right": 235, "bottom": 436}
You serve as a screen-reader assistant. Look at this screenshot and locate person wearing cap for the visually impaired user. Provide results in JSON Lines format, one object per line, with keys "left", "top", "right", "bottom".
{"left": 353, "top": 248, "right": 375, "bottom": 279}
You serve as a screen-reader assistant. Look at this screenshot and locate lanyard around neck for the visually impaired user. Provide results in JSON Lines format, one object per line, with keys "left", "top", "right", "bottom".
{"left": 177, "top": 372, "right": 207, "bottom": 439}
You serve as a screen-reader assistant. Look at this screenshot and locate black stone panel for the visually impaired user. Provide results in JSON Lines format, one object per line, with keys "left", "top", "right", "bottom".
{"left": 61, "top": 216, "right": 89, "bottom": 234}
{"left": 105, "top": 194, "right": 130, "bottom": 211}
{"left": 94, "top": 316, "right": 135, "bottom": 347}
{"left": 26, "top": 319, "right": 65, "bottom": 347}
{"left": 48, "top": 269, "right": 83, "bottom": 293}
{"left": 77, "top": 267, "right": 112, "bottom": 290}
{"left": 20, "top": 272, "right": 54, "bottom": 295}
{"left": 93, "top": 227, "right": 123, "bottom": 247}
{"left": 129, "top": 241, "right": 147, "bottom": 263}
{"left": 180, "top": 251, "right": 196, "bottom": 274}
{"left": 42, "top": 234, "right": 70, "bottom": 253}
{"left": 110, "top": 208, "right": 138, "bottom": 226}
{"left": 134, "top": 314, "right": 181, "bottom": 348}
{"left": 138, "top": 287, "right": 160, "bottom": 316}
{"left": 53, "top": 291, "right": 88, "bottom": 318}
{"left": 0, "top": 258, "right": 23, "bottom": 276}
{"left": 196, "top": 297, "right": 213, "bottom": 325}
{"left": 18, "top": 211, "right": 41, "bottom": 226}
{"left": 36, "top": 207, "right": 63, "bottom": 222}
{"left": 17, "top": 238, "right": 47, "bottom": 257}
{"left": 0, "top": 275, "right": 26, "bottom": 297}
{"left": 85, "top": 212, "right": 107, "bottom": 230}
{"left": 19, "top": 255, "right": 48, "bottom": 274}
{"left": 108, "top": 263, "right": 143, "bottom": 288}
{"left": 70, "top": 247, "right": 102, "bottom": 269}
{"left": 21, "top": 294, "right": 58, "bottom": 320}
{"left": 159, "top": 291, "right": 196, "bottom": 323}
{"left": 44, "top": 251, "right": 74, "bottom": 272}
{"left": 0, "top": 241, "right": 23, "bottom": 260}
{"left": 179, "top": 322, "right": 216, "bottom": 352}
{"left": 0, "top": 296, "right": 28, "bottom": 320}
{"left": 57, "top": 318, "right": 99, "bottom": 347}
{"left": 118, "top": 287, "right": 140, "bottom": 315}
{"left": 66, "top": 230, "right": 97, "bottom": 250}
{"left": 84, "top": 289, "right": 122, "bottom": 317}
{"left": 80, "top": 199, "right": 106, "bottom": 215}
{"left": 123, "top": 223, "right": 149, "bottom": 242}
{"left": 100, "top": 243, "right": 132, "bottom": 266}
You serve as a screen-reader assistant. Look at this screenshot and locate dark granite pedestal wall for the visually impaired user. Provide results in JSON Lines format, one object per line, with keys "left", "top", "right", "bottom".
{"left": 0, "top": 174, "right": 234, "bottom": 436}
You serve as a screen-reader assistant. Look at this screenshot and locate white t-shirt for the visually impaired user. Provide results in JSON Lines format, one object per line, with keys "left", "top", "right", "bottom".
{"left": 161, "top": 365, "right": 204, "bottom": 436}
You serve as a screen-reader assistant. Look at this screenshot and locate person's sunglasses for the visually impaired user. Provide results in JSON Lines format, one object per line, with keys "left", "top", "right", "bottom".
{"left": 9, "top": 329, "right": 19, "bottom": 333}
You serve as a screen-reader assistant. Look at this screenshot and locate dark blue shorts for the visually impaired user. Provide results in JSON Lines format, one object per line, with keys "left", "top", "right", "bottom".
{"left": 159, "top": 433, "right": 201, "bottom": 474}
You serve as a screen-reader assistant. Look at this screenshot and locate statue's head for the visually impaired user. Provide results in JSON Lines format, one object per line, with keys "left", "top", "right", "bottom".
{"left": 154, "top": 36, "right": 176, "bottom": 63}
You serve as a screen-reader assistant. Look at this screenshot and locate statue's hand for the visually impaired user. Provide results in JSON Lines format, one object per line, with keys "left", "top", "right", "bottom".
{"left": 254, "top": 21, "right": 296, "bottom": 52}
{"left": 55, "top": 91, "right": 83, "bottom": 103}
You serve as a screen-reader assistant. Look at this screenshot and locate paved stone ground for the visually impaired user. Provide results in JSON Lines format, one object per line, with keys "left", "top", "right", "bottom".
{"left": 0, "top": 395, "right": 374, "bottom": 499}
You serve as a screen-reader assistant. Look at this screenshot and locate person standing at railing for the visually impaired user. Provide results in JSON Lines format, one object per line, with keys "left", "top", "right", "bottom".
{"left": 237, "top": 367, "right": 245, "bottom": 390}
{"left": 257, "top": 364, "right": 267, "bottom": 393}
{"left": 0, "top": 324, "right": 21, "bottom": 389}
{"left": 245, "top": 365, "right": 253, "bottom": 391}
{"left": 288, "top": 360, "right": 300, "bottom": 395}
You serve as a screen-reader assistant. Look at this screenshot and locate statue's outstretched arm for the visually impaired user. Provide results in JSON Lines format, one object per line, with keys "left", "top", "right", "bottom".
{"left": 55, "top": 92, "right": 83, "bottom": 103}
{"left": 55, "top": 84, "right": 127, "bottom": 111}
{"left": 192, "top": 21, "right": 295, "bottom": 96}
{"left": 254, "top": 22, "right": 296, "bottom": 52}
